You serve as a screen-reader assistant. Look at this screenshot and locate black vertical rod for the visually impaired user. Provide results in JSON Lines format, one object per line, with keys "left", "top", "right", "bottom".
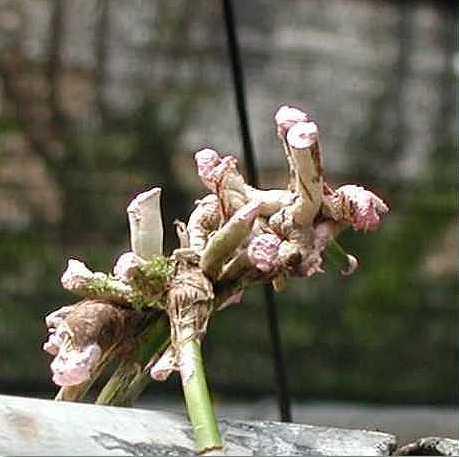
{"left": 222, "top": 0, "right": 292, "bottom": 422}
{"left": 222, "top": 0, "right": 258, "bottom": 186}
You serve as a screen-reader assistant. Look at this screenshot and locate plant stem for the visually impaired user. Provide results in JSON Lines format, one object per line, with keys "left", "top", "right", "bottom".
{"left": 95, "top": 359, "right": 140, "bottom": 406}
{"left": 127, "top": 187, "right": 163, "bottom": 259}
{"left": 181, "top": 339, "right": 222, "bottom": 454}
{"left": 98, "top": 334, "right": 171, "bottom": 407}
{"left": 96, "top": 315, "right": 170, "bottom": 406}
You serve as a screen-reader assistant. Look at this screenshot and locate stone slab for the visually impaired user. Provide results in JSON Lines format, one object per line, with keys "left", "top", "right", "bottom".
{"left": 396, "top": 437, "right": 459, "bottom": 456}
{"left": 0, "top": 394, "right": 397, "bottom": 456}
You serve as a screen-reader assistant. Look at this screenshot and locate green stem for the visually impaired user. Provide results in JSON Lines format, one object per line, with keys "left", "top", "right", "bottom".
{"left": 115, "top": 367, "right": 154, "bottom": 405}
{"left": 181, "top": 339, "right": 222, "bottom": 453}
{"left": 95, "top": 359, "right": 140, "bottom": 406}
{"left": 96, "top": 315, "right": 170, "bottom": 406}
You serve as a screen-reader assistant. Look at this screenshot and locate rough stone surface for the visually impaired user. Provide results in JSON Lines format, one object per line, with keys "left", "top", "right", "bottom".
{"left": 0, "top": 394, "right": 397, "bottom": 456}
{"left": 395, "top": 437, "right": 459, "bottom": 456}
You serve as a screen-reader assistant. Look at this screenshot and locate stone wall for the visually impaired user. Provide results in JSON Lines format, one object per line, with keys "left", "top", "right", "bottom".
{"left": 1, "top": 0, "right": 454, "bottom": 177}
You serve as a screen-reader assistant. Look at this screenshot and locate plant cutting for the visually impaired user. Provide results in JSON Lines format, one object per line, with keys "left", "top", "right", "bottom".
{"left": 43, "top": 104, "right": 389, "bottom": 453}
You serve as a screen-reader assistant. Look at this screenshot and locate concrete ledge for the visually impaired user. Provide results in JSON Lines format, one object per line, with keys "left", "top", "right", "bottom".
{"left": 0, "top": 394, "right": 397, "bottom": 456}
{"left": 395, "top": 437, "right": 459, "bottom": 456}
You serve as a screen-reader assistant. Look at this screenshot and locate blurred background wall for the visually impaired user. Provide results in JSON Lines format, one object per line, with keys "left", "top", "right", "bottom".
{"left": 0, "top": 0, "right": 456, "bottom": 434}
